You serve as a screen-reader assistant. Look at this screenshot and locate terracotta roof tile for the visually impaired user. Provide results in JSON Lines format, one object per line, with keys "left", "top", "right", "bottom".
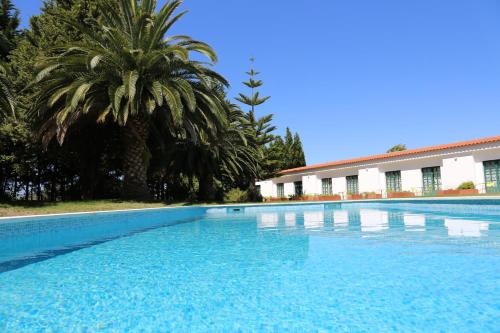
{"left": 281, "top": 135, "right": 500, "bottom": 175}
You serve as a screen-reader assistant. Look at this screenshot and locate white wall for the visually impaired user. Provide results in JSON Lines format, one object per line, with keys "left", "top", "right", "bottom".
{"left": 359, "top": 168, "right": 380, "bottom": 192}
{"left": 284, "top": 182, "right": 295, "bottom": 197}
{"left": 302, "top": 174, "right": 320, "bottom": 195}
{"left": 332, "top": 176, "right": 347, "bottom": 195}
{"left": 256, "top": 180, "right": 274, "bottom": 197}
{"left": 258, "top": 143, "right": 500, "bottom": 198}
{"left": 401, "top": 169, "right": 422, "bottom": 192}
{"left": 441, "top": 155, "right": 476, "bottom": 189}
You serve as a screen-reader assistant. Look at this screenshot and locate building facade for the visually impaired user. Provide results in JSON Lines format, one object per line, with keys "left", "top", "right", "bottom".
{"left": 256, "top": 136, "right": 500, "bottom": 199}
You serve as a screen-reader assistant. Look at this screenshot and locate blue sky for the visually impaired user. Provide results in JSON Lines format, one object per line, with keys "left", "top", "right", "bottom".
{"left": 13, "top": 0, "right": 500, "bottom": 165}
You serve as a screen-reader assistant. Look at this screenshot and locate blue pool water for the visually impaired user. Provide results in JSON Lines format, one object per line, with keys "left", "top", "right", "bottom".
{"left": 0, "top": 202, "right": 499, "bottom": 332}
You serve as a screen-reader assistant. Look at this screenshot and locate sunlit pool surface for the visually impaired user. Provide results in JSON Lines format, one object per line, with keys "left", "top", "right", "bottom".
{"left": 0, "top": 202, "right": 499, "bottom": 332}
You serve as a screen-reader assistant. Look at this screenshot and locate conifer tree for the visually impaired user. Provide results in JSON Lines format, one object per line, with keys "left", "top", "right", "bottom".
{"left": 236, "top": 58, "right": 276, "bottom": 185}
{"left": 0, "top": 0, "right": 19, "bottom": 61}
{"left": 236, "top": 57, "right": 271, "bottom": 116}
{"left": 291, "top": 132, "right": 306, "bottom": 167}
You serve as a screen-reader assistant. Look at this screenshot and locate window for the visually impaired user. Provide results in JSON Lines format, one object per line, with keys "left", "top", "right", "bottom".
{"left": 256, "top": 185, "right": 261, "bottom": 195}
{"left": 277, "top": 183, "right": 284, "bottom": 198}
{"left": 322, "top": 178, "right": 333, "bottom": 195}
{"left": 294, "top": 181, "right": 303, "bottom": 196}
{"left": 484, "top": 160, "right": 500, "bottom": 193}
{"left": 422, "top": 167, "right": 441, "bottom": 195}
{"left": 385, "top": 171, "right": 402, "bottom": 193}
{"left": 346, "top": 175, "right": 359, "bottom": 194}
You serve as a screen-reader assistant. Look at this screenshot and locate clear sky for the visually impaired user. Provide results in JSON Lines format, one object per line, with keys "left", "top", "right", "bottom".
{"left": 13, "top": 0, "right": 500, "bottom": 165}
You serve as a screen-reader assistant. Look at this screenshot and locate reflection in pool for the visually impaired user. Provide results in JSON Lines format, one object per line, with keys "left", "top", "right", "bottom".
{"left": 1, "top": 202, "right": 499, "bottom": 332}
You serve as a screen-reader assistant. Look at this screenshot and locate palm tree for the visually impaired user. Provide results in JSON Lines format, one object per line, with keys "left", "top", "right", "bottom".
{"left": 165, "top": 98, "right": 259, "bottom": 200}
{"left": 31, "top": 0, "right": 228, "bottom": 200}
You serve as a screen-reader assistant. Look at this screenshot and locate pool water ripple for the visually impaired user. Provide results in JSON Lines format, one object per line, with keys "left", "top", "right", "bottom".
{"left": 0, "top": 203, "right": 498, "bottom": 332}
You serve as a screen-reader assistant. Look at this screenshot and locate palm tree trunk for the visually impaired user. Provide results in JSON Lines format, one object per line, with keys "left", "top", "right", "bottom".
{"left": 122, "top": 117, "right": 151, "bottom": 200}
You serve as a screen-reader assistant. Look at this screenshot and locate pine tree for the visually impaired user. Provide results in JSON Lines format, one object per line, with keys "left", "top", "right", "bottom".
{"left": 236, "top": 57, "right": 271, "bottom": 115}
{"left": 291, "top": 132, "right": 306, "bottom": 167}
{"left": 0, "top": 0, "right": 19, "bottom": 61}
{"left": 236, "top": 57, "right": 276, "bottom": 185}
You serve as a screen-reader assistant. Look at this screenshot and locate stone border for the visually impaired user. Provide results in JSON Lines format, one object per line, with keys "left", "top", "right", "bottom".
{"left": 2, "top": 195, "right": 500, "bottom": 221}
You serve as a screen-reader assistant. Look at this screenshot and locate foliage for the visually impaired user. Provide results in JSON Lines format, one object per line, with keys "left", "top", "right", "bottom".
{"left": 0, "top": 63, "right": 15, "bottom": 118}
{"left": 30, "top": 0, "right": 228, "bottom": 200}
{"left": 457, "top": 181, "right": 475, "bottom": 190}
{"left": 387, "top": 144, "right": 407, "bottom": 153}
{"left": 0, "top": 0, "right": 19, "bottom": 61}
{"left": 0, "top": 0, "right": 303, "bottom": 203}
{"left": 224, "top": 188, "right": 248, "bottom": 203}
{"left": 263, "top": 128, "right": 306, "bottom": 176}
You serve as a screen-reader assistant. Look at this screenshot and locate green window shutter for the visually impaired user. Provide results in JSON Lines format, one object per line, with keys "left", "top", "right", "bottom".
{"left": 294, "top": 181, "right": 303, "bottom": 196}
{"left": 484, "top": 160, "right": 500, "bottom": 193}
{"left": 322, "top": 178, "right": 333, "bottom": 195}
{"left": 346, "top": 175, "right": 359, "bottom": 195}
{"left": 385, "top": 171, "right": 402, "bottom": 193}
{"left": 277, "top": 183, "right": 284, "bottom": 198}
{"left": 422, "top": 167, "right": 441, "bottom": 195}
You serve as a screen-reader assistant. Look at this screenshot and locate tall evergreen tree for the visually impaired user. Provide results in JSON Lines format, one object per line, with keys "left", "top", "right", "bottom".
{"left": 235, "top": 58, "right": 276, "bottom": 191}
{"left": 291, "top": 132, "right": 306, "bottom": 167}
{"left": 0, "top": 0, "right": 19, "bottom": 61}
{"left": 236, "top": 57, "right": 270, "bottom": 115}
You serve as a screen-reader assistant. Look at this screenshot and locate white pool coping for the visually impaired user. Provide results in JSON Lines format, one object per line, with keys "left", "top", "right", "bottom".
{"left": 1, "top": 195, "right": 500, "bottom": 221}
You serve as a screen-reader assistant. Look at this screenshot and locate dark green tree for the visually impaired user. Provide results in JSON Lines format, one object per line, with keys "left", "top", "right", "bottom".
{"left": 0, "top": 0, "right": 19, "bottom": 61}
{"left": 0, "top": 63, "right": 14, "bottom": 118}
{"left": 31, "top": 0, "right": 228, "bottom": 200}
{"left": 236, "top": 57, "right": 270, "bottom": 115}
{"left": 235, "top": 58, "right": 276, "bottom": 194}
{"left": 387, "top": 144, "right": 407, "bottom": 153}
{"left": 291, "top": 132, "right": 306, "bottom": 167}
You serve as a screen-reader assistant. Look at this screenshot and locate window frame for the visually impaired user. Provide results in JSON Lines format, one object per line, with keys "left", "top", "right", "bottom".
{"left": 321, "top": 178, "right": 333, "bottom": 195}
{"left": 346, "top": 175, "right": 359, "bottom": 195}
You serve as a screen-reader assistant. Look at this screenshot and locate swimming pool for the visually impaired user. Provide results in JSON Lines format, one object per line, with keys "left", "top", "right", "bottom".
{"left": 0, "top": 201, "right": 499, "bottom": 332}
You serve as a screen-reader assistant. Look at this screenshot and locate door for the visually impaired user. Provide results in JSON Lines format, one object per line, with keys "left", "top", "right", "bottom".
{"left": 277, "top": 183, "right": 284, "bottom": 198}
{"left": 385, "top": 171, "right": 402, "bottom": 193}
{"left": 346, "top": 175, "right": 359, "bottom": 195}
{"left": 484, "top": 160, "right": 500, "bottom": 193}
{"left": 322, "top": 178, "right": 333, "bottom": 195}
{"left": 294, "top": 181, "right": 303, "bottom": 196}
{"left": 422, "top": 167, "right": 441, "bottom": 195}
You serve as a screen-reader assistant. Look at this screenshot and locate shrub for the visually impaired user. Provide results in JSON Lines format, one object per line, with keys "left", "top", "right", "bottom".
{"left": 224, "top": 188, "right": 248, "bottom": 203}
{"left": 457, "top": 181, "right": 475, "bottom": 190}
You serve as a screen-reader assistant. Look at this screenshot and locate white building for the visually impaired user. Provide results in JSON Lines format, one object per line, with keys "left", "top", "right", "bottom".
{"left": 256, "top": 136, "right": 500, "bottom": 199}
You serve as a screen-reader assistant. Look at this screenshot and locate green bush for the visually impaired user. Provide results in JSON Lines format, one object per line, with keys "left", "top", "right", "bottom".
{"left": 224, "top": 188, "right": 249, "bottom": 203}
{"left": 457, "top": 181, "right": 475, "bottom": 190}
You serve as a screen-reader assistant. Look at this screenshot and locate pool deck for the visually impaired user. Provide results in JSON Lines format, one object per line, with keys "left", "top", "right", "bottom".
{"left": 1, "top": 195, "right": 500, "bottom": 221}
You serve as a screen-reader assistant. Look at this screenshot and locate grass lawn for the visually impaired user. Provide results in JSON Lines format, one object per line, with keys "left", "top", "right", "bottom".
{"left": 0, "top": 200, "right": 199, "bottom": 217}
